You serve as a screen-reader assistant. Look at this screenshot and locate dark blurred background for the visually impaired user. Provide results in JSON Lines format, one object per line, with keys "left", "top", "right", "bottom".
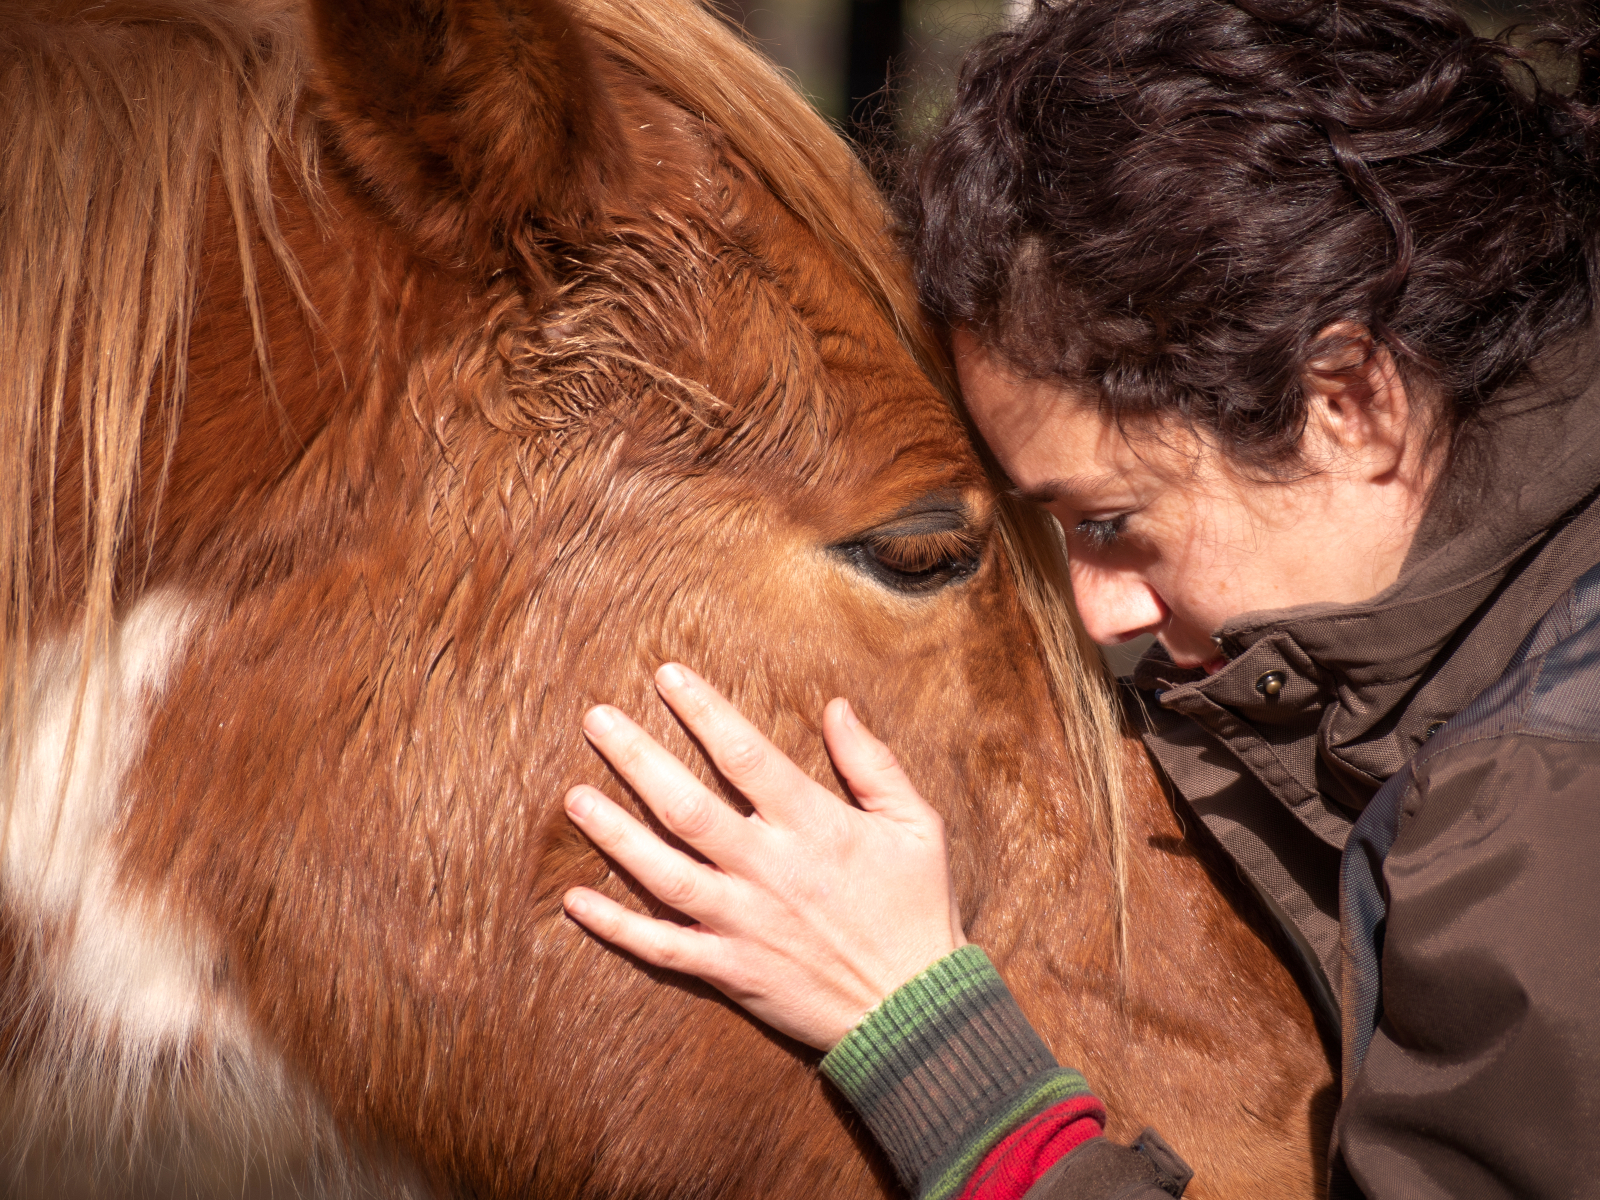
{"left": 712, "top": 0, "right": 1544, "bottom": 158}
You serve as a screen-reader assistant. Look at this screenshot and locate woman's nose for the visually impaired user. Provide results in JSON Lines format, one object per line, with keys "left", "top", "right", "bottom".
{"left": 1068, "top": 560, "right": 1168, "bottom": 645}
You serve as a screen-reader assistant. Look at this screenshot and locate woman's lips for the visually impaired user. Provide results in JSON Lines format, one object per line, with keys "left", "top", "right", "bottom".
{"left": 1152, "top": 635, "right": 1228, "bottom": 675}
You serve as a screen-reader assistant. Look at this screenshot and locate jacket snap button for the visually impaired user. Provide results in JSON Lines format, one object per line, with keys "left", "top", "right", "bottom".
{"left": 1255, "top": 670, "right": 1287, "bottom": 698}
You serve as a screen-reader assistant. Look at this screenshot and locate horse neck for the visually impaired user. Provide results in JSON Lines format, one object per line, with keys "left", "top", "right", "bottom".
{"left": 978, "top": 725, "right": 1333, "bottom": 1190}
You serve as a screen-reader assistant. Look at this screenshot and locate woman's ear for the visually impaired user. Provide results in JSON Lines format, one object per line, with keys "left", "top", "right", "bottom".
{"left": 308, "top": 0, "right": 631, "bottom": 284}
{"left": 1302, "top": 322, "right": 1419, "bottom": 481}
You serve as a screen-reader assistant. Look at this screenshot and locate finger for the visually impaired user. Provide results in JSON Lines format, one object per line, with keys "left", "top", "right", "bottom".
{"left": 580, "top": 707, "right": 760, "bottom": 871}
{"left": 563, "top": 784, "right": 731, "bottom": 919}
{"left": 822, "top": 699, "right": 939, "bottom": 825}
{"left": 653, "top": 663, "right": 828, "bottom": 827}
{"left": 563, "top": 886, "right": 726, "bottom": 976}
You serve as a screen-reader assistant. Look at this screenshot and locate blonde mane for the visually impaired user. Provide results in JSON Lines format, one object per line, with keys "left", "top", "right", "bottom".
{"left": 0, "top": 0, "right": 1128, "bottom": 909}
{"left": 0, "top": 1, "right": 315, "bottom": 770}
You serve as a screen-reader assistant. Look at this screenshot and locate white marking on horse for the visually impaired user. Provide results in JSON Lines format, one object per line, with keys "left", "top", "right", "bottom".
{"left": 2, "top": 591, "right": 234, "bottom": 1053}
{"left": 1, "top": 597, "right": 430, "bottom": 1196}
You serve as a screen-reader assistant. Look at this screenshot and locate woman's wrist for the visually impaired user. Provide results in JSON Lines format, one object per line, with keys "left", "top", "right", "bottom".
{"left": 828, "top": 930, "right": 968, "bottom": 1049}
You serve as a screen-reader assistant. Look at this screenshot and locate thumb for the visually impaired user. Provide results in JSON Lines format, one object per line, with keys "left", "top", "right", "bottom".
{"left": 822, "top": 699, "right": 937, "bottom": 825}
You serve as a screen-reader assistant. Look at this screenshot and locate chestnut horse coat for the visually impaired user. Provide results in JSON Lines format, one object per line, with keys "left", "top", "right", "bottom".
{"left": 0, "top": 0, "right": 1332, "bottom": 1196}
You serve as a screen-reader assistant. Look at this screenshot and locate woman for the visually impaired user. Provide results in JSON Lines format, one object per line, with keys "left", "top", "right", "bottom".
{"left": 560, "top": 1, "right": 1600, "bottom": 1195}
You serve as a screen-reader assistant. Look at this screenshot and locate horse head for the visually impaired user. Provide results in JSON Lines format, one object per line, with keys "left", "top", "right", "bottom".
{"left": 0, "top": 0, "right": 1331, "bottom": 1196}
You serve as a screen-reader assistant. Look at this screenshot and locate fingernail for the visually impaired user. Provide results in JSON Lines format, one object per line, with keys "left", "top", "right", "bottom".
{"left": 584, "top": 706, "right": 617, "bottom": 736}
{"left": 564, "top": 889, "right": 589, "bottom": 917}
{"left": 566, "top": 788, "right": 595, "bottom": 818}
{"left": 841, "top": 700, "right": 860, "bottom": 729}
{"left": 656, "top": 662, "right": 687, "bottom": 689}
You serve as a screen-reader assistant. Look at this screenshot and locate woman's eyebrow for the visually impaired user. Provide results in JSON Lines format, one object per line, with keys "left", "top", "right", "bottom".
{"left": 1005, "top": 472, "right": 1124, "bottom": 505}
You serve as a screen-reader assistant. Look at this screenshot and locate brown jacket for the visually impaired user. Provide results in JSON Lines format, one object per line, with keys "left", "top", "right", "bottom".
{"left": 1126, "top": 328, "right": 1600, "bottom": 1195}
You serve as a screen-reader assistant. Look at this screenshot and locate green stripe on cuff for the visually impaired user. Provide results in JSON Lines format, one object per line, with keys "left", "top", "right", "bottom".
{"left": 820, "top": 946, "right": 1087, "bottom": 1197}
{"left": 824, "top": 945, "right": 1008, "bottom": 1095}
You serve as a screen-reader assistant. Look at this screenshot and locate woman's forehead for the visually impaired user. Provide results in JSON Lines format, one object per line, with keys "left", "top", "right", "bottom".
{"left": 955, "top": 339, "right": 1194, "bottom": 492}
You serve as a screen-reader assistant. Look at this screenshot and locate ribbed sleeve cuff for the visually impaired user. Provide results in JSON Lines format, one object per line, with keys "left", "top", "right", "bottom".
{"left": 821, "top": 945, "right": 1095, "bottom": 1200}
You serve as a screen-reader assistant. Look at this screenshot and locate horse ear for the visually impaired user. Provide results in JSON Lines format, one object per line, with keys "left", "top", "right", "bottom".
{"left": 307, "top": 0, "right": 629, "bottom": 279}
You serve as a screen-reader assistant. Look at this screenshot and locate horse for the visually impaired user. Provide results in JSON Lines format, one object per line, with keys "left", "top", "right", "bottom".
{"left": 0, "top": 0, "right": 1334, "bottom": 1195}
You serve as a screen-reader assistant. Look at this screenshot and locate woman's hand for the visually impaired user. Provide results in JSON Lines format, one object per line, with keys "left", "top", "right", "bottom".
{"left": 561, "top": 663, "right": 965, "bottom": 1050}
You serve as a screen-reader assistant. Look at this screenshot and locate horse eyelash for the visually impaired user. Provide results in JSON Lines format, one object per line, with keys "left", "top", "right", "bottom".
{"left": 865, "top": 528, "right": 983, "bottom": 574}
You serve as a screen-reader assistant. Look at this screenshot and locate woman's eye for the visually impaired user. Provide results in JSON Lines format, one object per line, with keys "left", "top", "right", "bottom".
{"left": 840, "top": 527, "right": 984, "bottom": 594}
{"left": 1074, "top": 515, "right": 1127, "bottom": 549}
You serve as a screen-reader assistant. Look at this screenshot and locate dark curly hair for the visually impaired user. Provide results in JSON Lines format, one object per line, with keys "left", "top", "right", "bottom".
{"left": 909, "top": 0, "right": 1600, "bottom": 469}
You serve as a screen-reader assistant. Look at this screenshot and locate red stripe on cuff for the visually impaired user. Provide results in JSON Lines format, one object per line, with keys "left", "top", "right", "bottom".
{"left": 955, "top": 1094, "right": 1107, "bottom": 1200}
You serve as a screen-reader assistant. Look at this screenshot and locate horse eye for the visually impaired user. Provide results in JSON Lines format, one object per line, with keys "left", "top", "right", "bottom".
{"left": 838, "top": 527, "right": 984, "bottom": 594}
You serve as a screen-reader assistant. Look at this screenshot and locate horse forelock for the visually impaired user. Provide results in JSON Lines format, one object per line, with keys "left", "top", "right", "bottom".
{"left": 476, "top": 208, "right": 838, "bottom": 468}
